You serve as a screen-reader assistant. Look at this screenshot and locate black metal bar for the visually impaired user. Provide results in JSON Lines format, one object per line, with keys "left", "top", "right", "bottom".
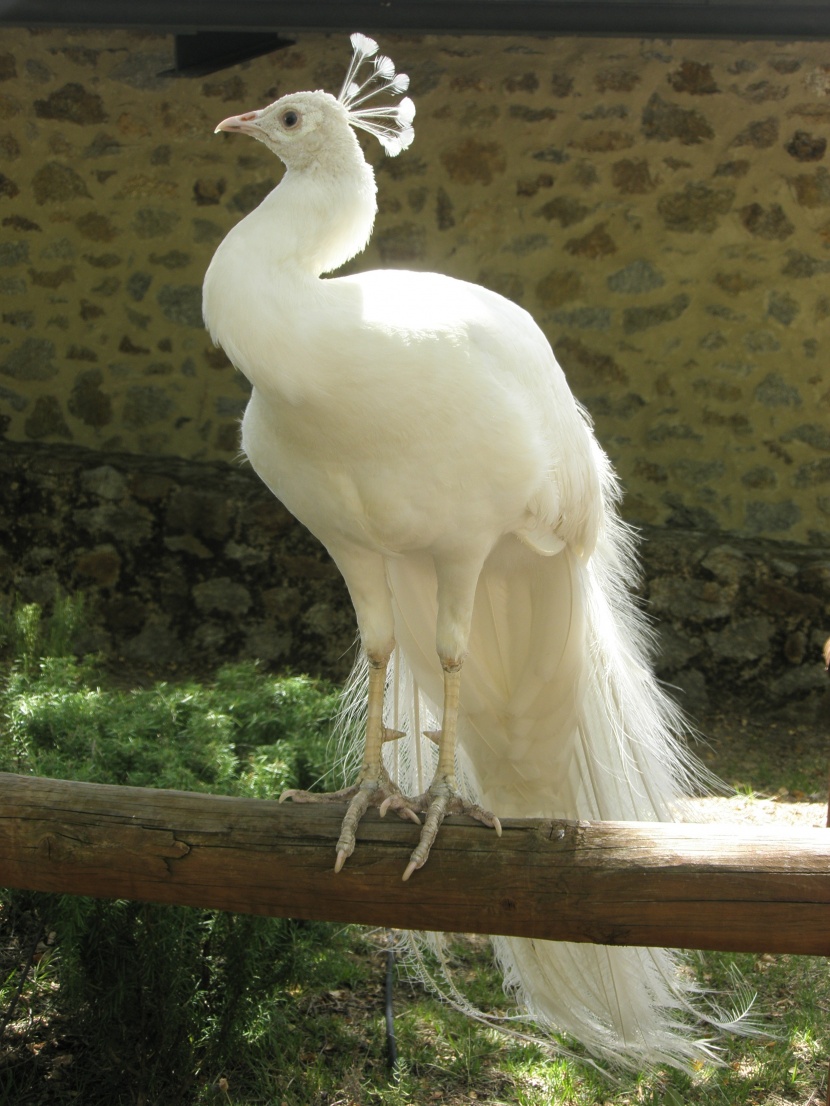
{"left": 1, "top": 0, "right": 830, "bottom": 39}
{"left": 384, "top": 945, "right": 399, "bottom": 1081}
{"left": 169, "top": 32, "right": 294, "bottom": 76}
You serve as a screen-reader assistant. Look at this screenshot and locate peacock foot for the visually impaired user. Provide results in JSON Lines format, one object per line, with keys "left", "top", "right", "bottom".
{"left": 379, "top": 775, "right": 502, "bottom": 881}
{"left": 280, "top": 757, "right": 421, "bottom": 873}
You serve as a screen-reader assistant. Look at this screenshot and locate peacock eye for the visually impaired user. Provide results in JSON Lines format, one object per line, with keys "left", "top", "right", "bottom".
{"left": 282, "top": 110, "right": 300, "bottom": 129}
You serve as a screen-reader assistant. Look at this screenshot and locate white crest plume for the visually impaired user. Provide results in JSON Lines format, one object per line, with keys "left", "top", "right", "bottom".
{"left": 338, "top": 32, "right": 415, "bottom": 156}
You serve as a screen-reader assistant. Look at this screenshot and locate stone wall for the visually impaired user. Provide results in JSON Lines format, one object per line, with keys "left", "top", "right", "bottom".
{"left": 1, "top": 28, "right": 830, "bottom": 711}
{"left": 0, "top": 441, "right": 356, "bottom": 681}
{"left": 640, "top": 526, "right": 829, "bottom": 715}
{"left": 2, "top": 442, "right": 828, "bottom": 715}
{"left": 1, "top": 28, "right": 830, "bottom": 544}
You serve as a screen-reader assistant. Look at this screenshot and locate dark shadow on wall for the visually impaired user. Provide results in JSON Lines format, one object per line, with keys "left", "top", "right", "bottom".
{"left": 0, "top": 440, "right": 356, "bottom": 683}
{"left": 1, "top": 440, "right": 828, "bottom": 717}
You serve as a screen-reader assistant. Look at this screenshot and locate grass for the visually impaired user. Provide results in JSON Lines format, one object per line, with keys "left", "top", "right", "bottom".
{"left": 1, "top": 596, "right": 829, "bottom": 1105}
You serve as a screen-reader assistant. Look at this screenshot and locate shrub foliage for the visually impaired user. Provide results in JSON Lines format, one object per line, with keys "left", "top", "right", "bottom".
{"left": 0, "top": 597, "right": 358, "bottom": 1105}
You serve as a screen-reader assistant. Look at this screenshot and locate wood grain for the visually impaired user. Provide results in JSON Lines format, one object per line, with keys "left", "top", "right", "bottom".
{"left": 1, "top": 772, "right": 829, "bottom": 954}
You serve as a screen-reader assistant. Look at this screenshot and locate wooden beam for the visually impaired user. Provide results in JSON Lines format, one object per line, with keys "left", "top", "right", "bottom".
{"left": 1, "top": 772, "right": 828, "bottom": 955}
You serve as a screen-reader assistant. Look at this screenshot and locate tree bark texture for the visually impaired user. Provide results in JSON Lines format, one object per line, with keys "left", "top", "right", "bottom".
{"left": 1, "top": 772, "right": 828, "bottom": 954}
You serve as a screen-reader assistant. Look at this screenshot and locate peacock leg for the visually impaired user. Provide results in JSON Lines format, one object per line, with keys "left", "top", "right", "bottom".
{"left": 281, "top": 545, "right": 422, "bottom": 869}
{"left": 380, "top": 659, "right": 501, "bottom": 881}
{"left": 404, "top": 662, "right": 501, "bottom": 881}
{"left": 280, "top": 651, "right": 419, "bottom": 870}
{"left": 333, "top": 656, "right": 420, "bottom": 871}
{"left": 380, "top": 553, "right": 502, "bottom": 878}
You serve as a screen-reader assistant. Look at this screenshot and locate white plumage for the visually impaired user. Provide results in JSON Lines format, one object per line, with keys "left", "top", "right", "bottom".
{"left": 203, "top": 35, "right": 742, "bottom": 1069}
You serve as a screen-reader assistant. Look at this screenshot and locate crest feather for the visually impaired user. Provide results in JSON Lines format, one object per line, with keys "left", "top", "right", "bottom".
{"left": 338, "top": 33, "right": 415, "bottom": 156}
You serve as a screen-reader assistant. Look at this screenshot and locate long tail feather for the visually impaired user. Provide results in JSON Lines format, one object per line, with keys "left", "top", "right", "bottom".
{"left": 332, "top": 445, "right": 751, "bottom": 1069}
{"left": 332, "top": 500, "right": 751, "bottom": 1072}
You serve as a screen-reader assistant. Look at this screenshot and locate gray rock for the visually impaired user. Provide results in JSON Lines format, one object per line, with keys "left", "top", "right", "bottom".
{"left": 25, "top": 396, "right": 71, "bottom": 439}
{"left": 731, "top": 117, "right": 779, "bottom": 148}
{"left": 607, "top": 259, "right": 665, "bottom": 294}
{"left": 1, "top": 337, "right": 57, "bottom": 381}
{"left": 126, "top": 271, "right": 152, "bottom": 301}
{"left": 156, "top": 284, "right": 203, "bottom": 328}
{"left": 131, "top": 208, "right": 180, "bottom": 239}
{"left": 229, "top": 180, "right": 276, "bottom": 214}
{"left": 744, "top": 330, "right": 781, "bottom": 353}
{"left": 641, "top": 93, "right": 715, "bottom": 144}
{"left": 34, "top": 82, "right": 107, "bottom": 125}
{"left": 766, "top": 290, "right": 799, "bottom": 326}
{"left": 375, "top": 222, "right": 427, "bottom": 263}
{"left": 782, "top": 424, "right": 830, "bottom": 451}
{"left": 657, "top": 182, "right": 735, "bottom": 232}
{"left": 32, "top": 162, "right": 91, "bottom": 204}
{"left": 624, "top": 294, "right": 690, "bottom": 333}
{"left": 786, "top": 130, "right": 826, "bottom": 162}
{"left": 647, "top": 417, "right": 702, "bottom": 442}
{"left": 754, "top": 373, "right": 802, "bottom": 407}
{"left": 782, "top": 251, "right": 830, "bottom": 278}
{"left": 122, "top": 385, "right": 174, "bottom": 430}
{"left": 744, "top": 500, "right": 801, "bottom": 532}
{"left": 705, "top": 616, "right": 774, "bottom": 661}
{"left": 700, "top": 544, "right": 752, "bottom": 586}
{"left": 741, "top": 466, "right": 777, "bottom": 490}
{"left": 122, "top": 617, "right": 181, "bottom": 665}
{"left": 73, "top": 501, "right": 153, "bottom": 542}
{"left": 0, "top": 240, "right": 28, "bottom": 266}
{"left": 648, "top": 576, "right": 733, "bottom": 622}
{"left": 109, "top": 53, "right": 174, "bottom": 92}
{"left": 69, "top": 369, "right": 113, "bottom": 428}
{"left": 738, "top": 202, "right": 794, "bottom": 239}
{"left": 794, "top": 459, "right": 830, "bottom": 488}
{"left": 770, "top": 664, "right": 828, "bottom": 698}
{"left": 668, "top": 668, "right": 709, "bottom": 714}
{"left": 550, "top": 306, "right": 611, "bottom": 330}
{"left": 653, "top": 622, "right": 704, "bottom": 670}
{"left": 81, "top": 465, "right": 127, "bottom": 501}
{"left": 0, "top": 383, "right": 27, "bottom": 411}
{"left": 192, "top": 577, "right": 252, "bottom": 616}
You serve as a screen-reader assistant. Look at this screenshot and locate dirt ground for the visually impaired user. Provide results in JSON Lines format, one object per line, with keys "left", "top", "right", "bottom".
{"left": 686, "top": 701, "right": 829, "bottom": 828}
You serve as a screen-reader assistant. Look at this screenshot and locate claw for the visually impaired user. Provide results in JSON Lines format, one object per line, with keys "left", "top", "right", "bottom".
{"left": 402, "top": 859, "right": 419, "bottom": 882}
{"left": 281, "top": 756, "right": 499, "bottom": 879}
{"left": 379, "top": 794, "right": 422, "bottom": 825}
{"left": 396, "top": 785, "right": 502, "bottom": 879}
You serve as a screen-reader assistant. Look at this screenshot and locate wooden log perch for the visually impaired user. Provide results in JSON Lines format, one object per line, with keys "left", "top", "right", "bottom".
{"left": 1, "top": 772, "right": 829, "bottom": 955}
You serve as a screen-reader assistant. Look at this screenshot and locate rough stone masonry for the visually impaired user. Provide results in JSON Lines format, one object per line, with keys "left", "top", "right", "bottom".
{"left": 0, "top": 29, "right": 829, "bottom": 712}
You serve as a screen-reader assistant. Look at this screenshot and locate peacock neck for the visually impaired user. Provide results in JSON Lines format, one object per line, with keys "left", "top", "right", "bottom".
{"left": 203, "top": 149, "right": 380, "bottom": 404}
{"left": 250, "top": 157, "right": 378, "bottom": 278}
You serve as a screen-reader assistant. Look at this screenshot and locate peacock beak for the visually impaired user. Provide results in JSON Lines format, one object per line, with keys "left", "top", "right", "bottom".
{"left": 214, "top": 109, "right": 264, "bottom": 136}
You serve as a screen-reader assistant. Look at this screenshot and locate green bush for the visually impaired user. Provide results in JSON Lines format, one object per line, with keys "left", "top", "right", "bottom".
{"left": 4, "top": 599, "right": 829, "bottom": 1106}
{"left": 0, "top": 598, "right": 340, "bottom": 794}
{"left": 0, "top": 596, "right": 360, "bottom": 1105}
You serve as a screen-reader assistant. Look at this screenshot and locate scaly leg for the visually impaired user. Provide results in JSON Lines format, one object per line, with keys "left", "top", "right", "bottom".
{"left": 333, "top": 657, "right": 421, "bottom": 870}
{"left": 381, "top": 660, "right": 501, "bottom": 881}
{"left": 385, "top": 552, "right": 502, "bottom": 878}
{"left": 280, "top": 653, "right": 420, "bottom": 870}
{"left": 381, "top": 551, "right": 503, "bottom": 878}
{"left": 281, "top": 544, "right": 422, "bottom": 869}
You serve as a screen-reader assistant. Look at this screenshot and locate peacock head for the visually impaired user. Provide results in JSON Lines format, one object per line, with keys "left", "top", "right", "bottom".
{"left": 214, "top": 34, "right": 415, "bottom": 171}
